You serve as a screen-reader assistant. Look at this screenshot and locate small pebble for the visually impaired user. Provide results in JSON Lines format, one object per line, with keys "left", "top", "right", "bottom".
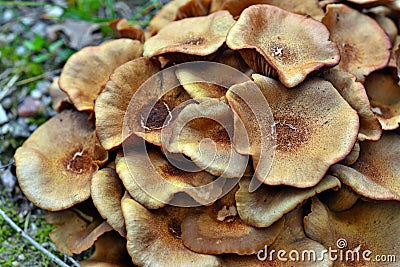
{"left": 11, "top": 261, "right": 19, "bottom": 267}
{"left": 30, "top": 89, "right": 42, "bottom": 99}
{"left": 45, "top": 6, "right": 64, "bottom": 17}
{"left": 3, "top": 10, "right": 13, "bottom": 22}
{"left": 18, "top": 254, "right": 25, "bottom": 261}
{"left": 1, "top": 97, "right": 12, "bottom": 109}
{"left": 0, "top": 169, "right": 16, "bottom": 192}
{"left": 18, "top": 97, "right": 44, "bottom": 117}
{"left": 15, "top": 45, "right": 26, "bottom": 56}
{"left": 21, "top": 17, "right": 34, "bottom": 26}
{"left": 0, "top": 104, "right": 8, "bottom": 125}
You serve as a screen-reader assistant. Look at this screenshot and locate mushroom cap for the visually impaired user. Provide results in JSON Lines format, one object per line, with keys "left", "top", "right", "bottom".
{"left": 91, "top": 168, "right": 126, "bottom": 237}
{"left": 14, "top": 111, "right": 108, "bottom": 211}
{"left": 148, "top": 0, "right": 191, "bottom": 34}
{"left": 340, "top": 141, "right": 360, "bottom": 166}
{"left": 226, "top": 79, "right": 275, "bottom": 189}
{"left": 59, "top": 39, "right": 143, "bottom": 112}
{"left": 181, "top": 187, "right": 284, "bottom": 255}
{"left": 45, "top": 203, "right": 113, "bottom": 256}
{"left": 117, "top": 144, "right": 224, "bottom": 208}
{"left": 322, "top": 4, "right": 391, "bottom": 82}
{"left": 235, "top": 175, "right": 340, "bottom": 228}
{"left": 364, "top": 69, "right": 400, "bottom": 130}
{"left": 330, "top": 132, "right": 400, "bottom": 201}
{"left": 80, "top": 231, "right": 133, "bottom": 267}
{"left": 320, "top": 183, "right": 359, "bottom": 212}
{"left": 176, "top": 0, "right": 211, "bottom": 20}
{"left": 175, "top": 61, "right": 249, "bottom": 99}
{"left": 373, "top": 15, "right": 398, "bottom": 45}
{"left": 226, "top": 4, "right": 340, "bottom": 88}
{"left": 163, "top": 97, "right": 248, "bottom": 178}
{"left": 251, "top": 75, "right": 359, "bottom": 187}
{"left": 322, "top": 69, "right": 382, "bottom": 141}
{"left": 218, "top": 0, "right": 324, "bottom": 20}
{"left": 222, "top": 208, "right": 332, "bottom": 266}
{"left": 143, "top": 11, "right": 235, "bottom": 59}
{"left": 95, "top": 57, "right": 161, "bottom": 150}
{"left": 109, "top": 18, "right": 145, "bottom": 43}
{"left": 122, "top": 66, "right": 191, "bottom": 146}
{"left": 304, "top": 197, "right": 400, "bottom": 266}
{"left": 48, "top": 77, "right": 72, "bottom": 112}
{"left": 121, "top": 197, "right": 221, "bottom": 266}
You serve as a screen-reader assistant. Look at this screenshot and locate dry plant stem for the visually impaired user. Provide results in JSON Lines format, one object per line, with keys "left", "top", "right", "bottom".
{"left": 0, "top": 159, "right": 15, "bottom": 169}
{"left": 0, "top": 207, "right": 80, "bottom": 267}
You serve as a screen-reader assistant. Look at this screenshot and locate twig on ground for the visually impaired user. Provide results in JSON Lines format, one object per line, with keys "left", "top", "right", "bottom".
{"left": 0, "top": 159, "right": 15, "bottom": 169}
{"left": 15, "top": 68, "right": 61, "bottom": 86}
{"left": 0, "top": 207, "right": 77, "bottom": 267}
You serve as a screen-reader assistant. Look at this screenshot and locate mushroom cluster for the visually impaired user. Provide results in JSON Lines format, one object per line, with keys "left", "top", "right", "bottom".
{"left": 14, "top": 0, "right": 400, "bottom": 266}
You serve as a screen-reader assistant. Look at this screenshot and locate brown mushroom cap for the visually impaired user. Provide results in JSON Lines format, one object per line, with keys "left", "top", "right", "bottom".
{"left": 322, "top": 69, "right": 382, "bottom": 141}
{"left": 176, "top": 0, "right": 211, "bottom": 20}
{"left": 330, "top": 132, "right": 400, "bottom": 201}
{"left": 143, "top": 11, "right": 235, "bottom": 60}
{"left": 48, "top": 77, "right": 72, "bottom": 112}
{"left": 117, "top": 144, "right": 224, "bottom": 209}
{"left": 14, "top": 111, "right": 108, "bottom": 211}
{"left": 322, "top": 4, "right": 391, "bottom": 82}
{"left": 109, "top": 18, "right": 145, "bottom": 43}
{"left": 304, "top": 197, "right": 400, "bottom": 266}
{"left": 226, "top": 4, "right": 339, "bottom": 88}
{"left": 320, "top": 183, "right": 360, "bottom": 212}
{"left": 95, "top": 57, "right": 161, "bottom": 150}
{"left": 122, "top": 67, "right": 191, "bottom": 146}
{"left": 251, "top": 75, "right": 359, "bottom": 187}
{"left": 80, "top": 231, "right": 133, "bottom": 267}
{"left": 148, "top": 0, "right": 191, "bottom": 34}
{"left": 181, "top": 187, "right": 284, "bottom": 255}
{"left": 91, "top": 168, "right": 126, "bottom": 237}
{"left": 175, "top": 61, "right": 249, "bottom": 99}
{"left": 45, "top": 203, "right": 113, "bottom": 256}
{"left": 235, "top": 175, "right": 340, "bottom": 228}
{"left": 340, "top": 141, "right": 360, "bottom": 166}
{"left": 226, "top": 79, "right": 276, "bottom": 188}
{"left": 222, "top": 208, "right": 332, "bottom": 266}
{"left": 121, "top": 197, "right": 221, "bottom": 266}
{"left": 364, "top": 69, "right": 400, "bottom": 130}
{"left": 59, "top": 39, "right": 143, "bottom": 112}
{"left": 163, "top": 98, "right": 248, "bottom": 178}
{"left": 218, "top": 0, "right": 324, "bottom": 20}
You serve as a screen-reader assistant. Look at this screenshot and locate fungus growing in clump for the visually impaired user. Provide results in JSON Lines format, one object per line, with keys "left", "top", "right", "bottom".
{"left": 226, "top": 4, "right": 340, "bottom": 87}
{"left": 14, "top": 111, "right": 108, "bottom": 211}
{"left": 12, "top": 0, "right": 400, "bottom": 265}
